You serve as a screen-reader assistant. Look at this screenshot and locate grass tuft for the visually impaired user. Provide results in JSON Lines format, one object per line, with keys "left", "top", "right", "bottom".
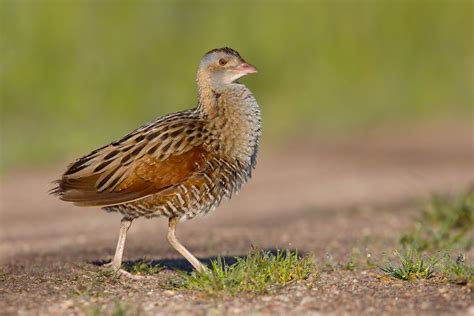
{"left": 400, "top": 192, "right": 474, "bottom": 252}
{"left": 379, "top": 251, "right": 439, "bottom": 281}
{"left": 440, "top": 254, "right": 474, "bottom": 285}
{"left": 382, "top": 191, "right": 474, "bottom": 284}
{"left": 170, "top": 248, "right": 316, "bottom": 295}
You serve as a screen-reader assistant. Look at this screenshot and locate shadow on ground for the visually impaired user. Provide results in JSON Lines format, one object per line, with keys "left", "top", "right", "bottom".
{"left": 91, "top": 248, "right": 304, "bottom": 272}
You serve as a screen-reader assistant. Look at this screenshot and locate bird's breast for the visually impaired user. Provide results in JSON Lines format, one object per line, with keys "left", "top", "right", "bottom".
{"left": 205, "top": 87, "right": 261, "bottom": 170}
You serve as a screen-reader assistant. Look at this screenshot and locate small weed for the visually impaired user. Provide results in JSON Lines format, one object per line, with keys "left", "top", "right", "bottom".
{"left": 321, "top": 248, "right": 375, "bottom": 272}
{"left": 341, "top": 249, "right": 362, "bottom": 271}
{"left": 122, "top": 258, "right": 162, "bottom": 276}
{"left": 439, "top": 254, "right": 474, "bottom": 285}
{"left": 379, "top": 251, "right": 439, "bottom": 280}
{"left": 365, "top": 250, "right": 376, "bottom": 269}
{"left": 400, "top": 192, "right": 474, "bottom": 252}
{"left": 345, "top": 248, "right": 376, "bottom": 271}
{"left": 322, "top": 253, "right": 338, "bottom": 272}
{"left": 344, "top": 254, "right": 357, "bottom": 271}
{"left": 86, "top": 301, "right": 133, "bottom": 316}
{"left": 73, "top": 287, "right": 102, "bottom": 298}
{"left": 87, "top": 305, "right": 104, "bottom": 316}
{"left": 111, "top": 301, "right": 132, "bottom": 316}
{"left": 170, "top": 248, "right": 316, "bottom": 295}
{"left": 380, "top": 191, "right": 474, "bottom": 284}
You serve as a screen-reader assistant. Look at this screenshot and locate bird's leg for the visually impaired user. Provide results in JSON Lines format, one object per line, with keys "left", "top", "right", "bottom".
{"left": 103, "top": 217, "right": 145, "bottom": 279}
{"left": 167, "top": 217, "right": 206, "bottom": 273}
{"left": 111, "top": 217, "right": 133, "bottom": 271}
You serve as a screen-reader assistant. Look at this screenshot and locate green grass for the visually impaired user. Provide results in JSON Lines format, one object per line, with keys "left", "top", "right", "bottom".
{"left": 169, "top": 248, "right": 316, "bottom": 295}
{"left": 400, "top": 192, "right": 474, "bottom": 252}
{"left": 110, "top": 302, "right": 132, "bottom": 316}
{"left": 380, "top": 191, "right": 474, "bottom": 282}
{"left": 87, "top": 301, "right": 133, "bottom": 316}
{"left": 1, "top": 0, "right": 473, "bottom": 171}
{"left": 122, "top": 258, "right": 162, "bottom": 276}
{"left": 379, "top": 251, "right": 474, "bottom": 283}
{"left": 323, "top": 248, "right": 376, "bottom": 272}
{"left": 440, "top": 254, "right": 474, "bottom": 285}
{"left": 379, "top": 251, "right": 439, "bottom": 280}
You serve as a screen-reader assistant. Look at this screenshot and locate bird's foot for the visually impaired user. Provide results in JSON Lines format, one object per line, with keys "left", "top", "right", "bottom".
{"left": 101, "top": 262, "right": 154, "bottom": 280}
{"left": 194, "top": 263, "right": 209, "bottom": 274}
{"left": 114, "top": 268, "right": 154, "bottom": 280}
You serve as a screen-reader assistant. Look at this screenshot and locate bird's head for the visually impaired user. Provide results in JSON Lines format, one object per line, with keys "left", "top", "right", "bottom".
{"left": 198, "top": 47, "right": 257, "bottom": 86}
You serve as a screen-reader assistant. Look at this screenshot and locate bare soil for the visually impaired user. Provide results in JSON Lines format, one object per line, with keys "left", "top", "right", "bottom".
{"left": 1, "top": 122, "right": 473, "bottom": 315}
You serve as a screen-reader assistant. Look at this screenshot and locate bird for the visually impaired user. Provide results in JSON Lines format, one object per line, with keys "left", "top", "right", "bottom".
{"left": 51, "top": 47, "right": 261, "bottom": 276}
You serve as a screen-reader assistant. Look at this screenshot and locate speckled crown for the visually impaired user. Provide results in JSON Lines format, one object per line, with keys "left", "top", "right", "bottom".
{"left": 204, "top": 47, "right": 242, "bottom": 59}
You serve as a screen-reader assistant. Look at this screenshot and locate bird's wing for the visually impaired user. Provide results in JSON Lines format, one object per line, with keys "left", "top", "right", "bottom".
{"left": 51, "top": 116, "right": 210, "bottom": 207}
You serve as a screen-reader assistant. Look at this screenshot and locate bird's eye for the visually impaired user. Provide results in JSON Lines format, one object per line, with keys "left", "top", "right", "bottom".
{"left": 218, "top": 58, "right": 227, "bottom": 66}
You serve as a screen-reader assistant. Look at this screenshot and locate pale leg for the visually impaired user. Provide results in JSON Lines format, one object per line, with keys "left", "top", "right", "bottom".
{"left": 167, "top": 217, "right": 206, "bottom": 273}
{"left": 111, "top": 217, "right": 133, "bottom": 271}
{"left": 104, "top": 217, "right": 144, "bottom": 279}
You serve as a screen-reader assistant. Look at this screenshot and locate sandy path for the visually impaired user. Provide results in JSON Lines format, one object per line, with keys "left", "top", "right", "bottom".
{"left": 1, "top": 122, "right": 473, "bottom": 315}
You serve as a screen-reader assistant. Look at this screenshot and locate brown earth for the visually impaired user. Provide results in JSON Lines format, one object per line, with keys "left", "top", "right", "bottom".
{"left": 1, "top": 122, "right": 473, "bottom": 315}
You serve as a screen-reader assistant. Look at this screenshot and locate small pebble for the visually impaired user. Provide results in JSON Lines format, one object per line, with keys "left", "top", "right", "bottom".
{"left": 61, "top": 300, "right": 74, "bottom": 309}
{"left": 299, "top": 296, "right": 316, "bottom": 306}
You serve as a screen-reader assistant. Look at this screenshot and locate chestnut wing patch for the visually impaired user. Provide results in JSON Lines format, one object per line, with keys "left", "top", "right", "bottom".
{"left": 58, "top": 146, "right": 209, "bottom": 207}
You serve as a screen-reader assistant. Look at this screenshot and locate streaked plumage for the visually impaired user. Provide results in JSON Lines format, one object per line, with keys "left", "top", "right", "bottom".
{"left": 51, "top": 47, "right": 261, "bottom": 274}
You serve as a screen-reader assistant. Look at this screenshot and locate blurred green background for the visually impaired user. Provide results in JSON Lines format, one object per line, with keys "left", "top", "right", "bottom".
{"left": 1, "top": 0, "right": 472, "bottom": 172}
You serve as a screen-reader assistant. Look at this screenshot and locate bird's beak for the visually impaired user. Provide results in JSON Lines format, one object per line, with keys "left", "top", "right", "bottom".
{"left": 234, "top": 62, "right": 258, "bottom": 74}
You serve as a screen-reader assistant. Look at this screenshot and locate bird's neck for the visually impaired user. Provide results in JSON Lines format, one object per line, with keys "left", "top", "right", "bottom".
{"left": 195, "top": 73, "right": 261, "bottom": 165}
{"left": 196, "top": 71, "right": 250, "bottom": 114}
{"left": 196, "top": 71, "right": 220, "bottom": 115}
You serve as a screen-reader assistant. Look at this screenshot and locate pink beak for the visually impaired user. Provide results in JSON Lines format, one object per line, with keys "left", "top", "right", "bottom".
{"left": 234, "top": 62, "right": 258, "bottom": 74}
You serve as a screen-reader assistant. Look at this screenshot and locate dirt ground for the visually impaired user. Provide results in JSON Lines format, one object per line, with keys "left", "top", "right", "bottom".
{"left": 1, "top": 122, "right": 473, "bottom": 315}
